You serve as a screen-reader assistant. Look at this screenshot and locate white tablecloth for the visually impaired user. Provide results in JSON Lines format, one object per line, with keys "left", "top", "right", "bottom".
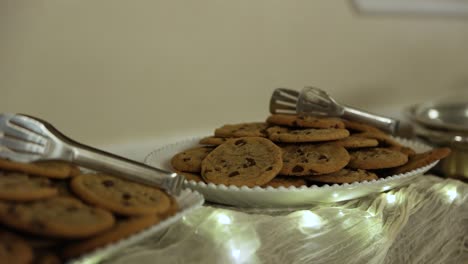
{"left": 103, "top": 175, "right": 467, "bottom": 264}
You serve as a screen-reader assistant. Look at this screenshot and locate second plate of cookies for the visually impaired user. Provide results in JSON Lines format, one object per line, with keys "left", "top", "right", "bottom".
{"left": 145, "top": 136, "right": 440, "bottom": 208}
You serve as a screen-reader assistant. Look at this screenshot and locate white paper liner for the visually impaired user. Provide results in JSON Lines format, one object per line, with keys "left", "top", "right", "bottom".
{"left": 145, "top": 137, "right": 437, "bottom": 208}
{"left": 67, "top": 189, "right": 204, "bottom": 264}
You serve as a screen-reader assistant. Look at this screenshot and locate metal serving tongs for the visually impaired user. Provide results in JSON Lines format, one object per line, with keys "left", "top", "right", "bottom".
{"left": 270, "top": 87, "right": 400, "bottom": 135}
{"left": 0, "top": 113, "right": 184, "bottom": 195}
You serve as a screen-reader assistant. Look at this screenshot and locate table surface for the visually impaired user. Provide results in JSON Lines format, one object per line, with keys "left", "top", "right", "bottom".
{"left": 99, "top": 141, "right": 468, "bottom": 264}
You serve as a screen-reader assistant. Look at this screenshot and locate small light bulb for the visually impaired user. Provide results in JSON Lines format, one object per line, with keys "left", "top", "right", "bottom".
{"left": 386, "top": 193, "right": 396, "bottom": 204}
{"left": 332, "top": 193, "right": 339, "bottom": 198}
{"left": 299, "top": 211, "right": 323, "bottom": 229}
{"left": 337, "top": 211, "right": 344, "bottom": 217}
{"left": 217, "top": 213, "right": 232, "bottom": 225}
{"left": 446, "top": 188, "right": 458, "bottom": 202}
{"left": 231, "top": 248, "right": 241, "bottom": 260}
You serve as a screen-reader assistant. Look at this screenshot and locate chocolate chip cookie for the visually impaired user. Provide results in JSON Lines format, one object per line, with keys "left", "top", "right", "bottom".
{"left": 266, "top": 114, "right": 345, "bottom": 129}
{"left": 0, "top": 197, "right": 115, "bottom": 239}
{"left": 267, "top": 126, "right": 350, "bottom": 143}
{"left": 390, "top": 147, "right": 451, "bottom": 174}
{"left": 348, "top": 148, "right": 408, "bottom": 170}
{"left": 0, "top": 159, "right": 78, "bottom": 179}
{"left": 62, "top": 215, "right": 160, "bottom": 258}
{"left": 0, "top": 172, "right": 58, "bottom": 201}
{"left": 280, "top": 144, "right": 350, "bottom": 176}
{"left": 263, "top": 176, "right": 307, "bottom": 188}
{"left": 0, "top": 229, "right": 33, "bottom": 264}
{"left": 199, "top": 136, "right": 230, "bottom": 146}
{"left": 171, "top": 146, "right": 214, "bottom": 173}
{"left": 307, "top": 168, "right": 378, "bottom": 184}
{"left": 214, "top": 122, "right": 269, "bottom": 138}
{"left": 71, "top": 173, "right": 173, "bottom": 216}
{"left": 201, "top": 137, "right": 282, "bottom": 187}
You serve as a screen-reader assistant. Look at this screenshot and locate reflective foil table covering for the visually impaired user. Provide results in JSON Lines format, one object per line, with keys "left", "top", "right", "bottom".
{"left": 102, "top": 175, "right": 467, "bottom": 264}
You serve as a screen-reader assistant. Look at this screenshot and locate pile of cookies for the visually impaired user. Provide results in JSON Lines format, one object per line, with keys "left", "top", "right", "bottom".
{"left": 0, "top": 158, "right": 178, "bottom": 263}
{"left": 171, "top": 114, "right": 451, "bottom": 188}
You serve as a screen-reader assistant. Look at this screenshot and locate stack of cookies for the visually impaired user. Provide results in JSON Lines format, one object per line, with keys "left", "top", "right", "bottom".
{"left": 171, "top": 114, "right": 451, "bottom": 188}
{"left": 0, "top": 158, "right": 178, "bottom": 263}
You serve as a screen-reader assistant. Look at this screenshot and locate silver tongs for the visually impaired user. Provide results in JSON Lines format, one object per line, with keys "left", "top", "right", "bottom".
{"left": 0, "top": 113, "right": 184, "bottom": 195}
{"left": 270, "top": 87, "right": 400, "bottom": 134}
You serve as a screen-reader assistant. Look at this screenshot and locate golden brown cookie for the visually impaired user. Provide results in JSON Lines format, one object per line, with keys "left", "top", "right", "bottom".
{"left": 0, "top": 197, "right": 115, "bottom": 239}
{"left": 390, "top": 147, "right": 451, "bottom": 174}
{"left": 328, "top": 135, "right": 379, "bottom": 149}
{"left": 0, "top": 229, "right": 34, "bottom": 264}
{"left": 348, "top": 148, "right": 408, "bottom": 170}
{"left": 62, "top": 216, "right": 159, "bottom": 259}
{"left": 266, "top": 114, "right": 345, "bottom": 129}
{"left": 267, "top": 126, "right": 350, "bottom": 143}
{"left": 307, "top": 169, "right": 378, "bottom": 184}
{"left": 199, "top": 136, "right": 230, "bottom": 146}
{"left": 263, "top": 176, "right": 307, "bottom": 188}
{"left": 214, "top": 122, "right": 269, "bottom": 138}
{"left": 70, "top": 173, "right": 173, "bottom": 216}
{"left": 280, "top": 144, "right": 350, "bottom": 176}
{"left": 353, "top": 132, "right": 404, "bottom": 148}
{"left": 201, "top": 137, "right": 283, "bottom": 187}
{"left": 170, "top": 146, "right": 214, "bottom": 173}
{"left": 0, "top": 172, "right": 58, "bottom": 201}
{"left": 342, "top": 120, "right": 385, "bottom": 134}
{"left": 0, "top": 159, "right": 77, "bottom": 179}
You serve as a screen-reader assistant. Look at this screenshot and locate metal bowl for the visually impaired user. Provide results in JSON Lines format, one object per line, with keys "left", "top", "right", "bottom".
{"left": 407, "top": 100, "right": 468, "bottom": 181}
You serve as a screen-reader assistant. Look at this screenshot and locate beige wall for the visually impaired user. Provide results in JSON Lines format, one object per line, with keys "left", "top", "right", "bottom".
{"left": 2, "top": 0, "right": 468, "bottom": 147}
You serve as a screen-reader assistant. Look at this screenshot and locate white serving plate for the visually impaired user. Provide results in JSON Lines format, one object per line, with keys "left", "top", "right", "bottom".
{"left": 145, "top": 137, "right": 437, "bottom": 208}
{"left": 68, "top": 189, "right": 204, "bottom": 264}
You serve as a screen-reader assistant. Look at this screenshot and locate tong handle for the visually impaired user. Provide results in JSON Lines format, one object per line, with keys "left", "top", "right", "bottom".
{"left": 343, "top": 106, "right": 399, "bottom": 134}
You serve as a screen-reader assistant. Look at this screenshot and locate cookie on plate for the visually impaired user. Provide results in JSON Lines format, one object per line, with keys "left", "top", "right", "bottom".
{"left": 0, "top": 159, "right": 79, "bottom": 179}
{"left": 263, "top": 176, "right": 307, "bottom": 188}
{"left": 0, "top": 172, "right": 58, "bottom": 201}
{"left": 353, "top": 132, "right": 416, "bottom": 155}
{"left": 266, "top": 114, "right": 345, "bottom": 129}
{"left": 348, "top": 148, "right": 408, "bottom": 170}
{"left": 201, "top": 137, "right": 282, "bottom": 187}
{"left": 307, "top": 168, "right": 378, "bottom": 184}
{"left": 71, "top": 173, "right": 173, "bottom": 216}
{"left": 281, "top": 144, "right": 350, "bottom": 176}
{"left": 0, "top": 197, "right": 115, "bottom": 239}
{"left": 390, "top": 147, "right": 451, "bottom": 174}
{"left": 328, "top": 135, "right": 379, "bottom": 149}
{"left": 342, "top": 120, "right": 385, "bottom": 134}
{"left": 199, "top": 136, "right": 230, "bottom": 146}
{"left": 0, "top": 229, "right": 34, "bottom": 264}
{"left": 214, "top": 122, "right": 269, "bottom": 138}
{"left": 62, "top": 215, "right": 159, "bottom": 258}
{"left": 267, "top": 126, "right": 350, "bottom": 143}
{"left": 171, "top": 146, "right": 214, "bottom": 173}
